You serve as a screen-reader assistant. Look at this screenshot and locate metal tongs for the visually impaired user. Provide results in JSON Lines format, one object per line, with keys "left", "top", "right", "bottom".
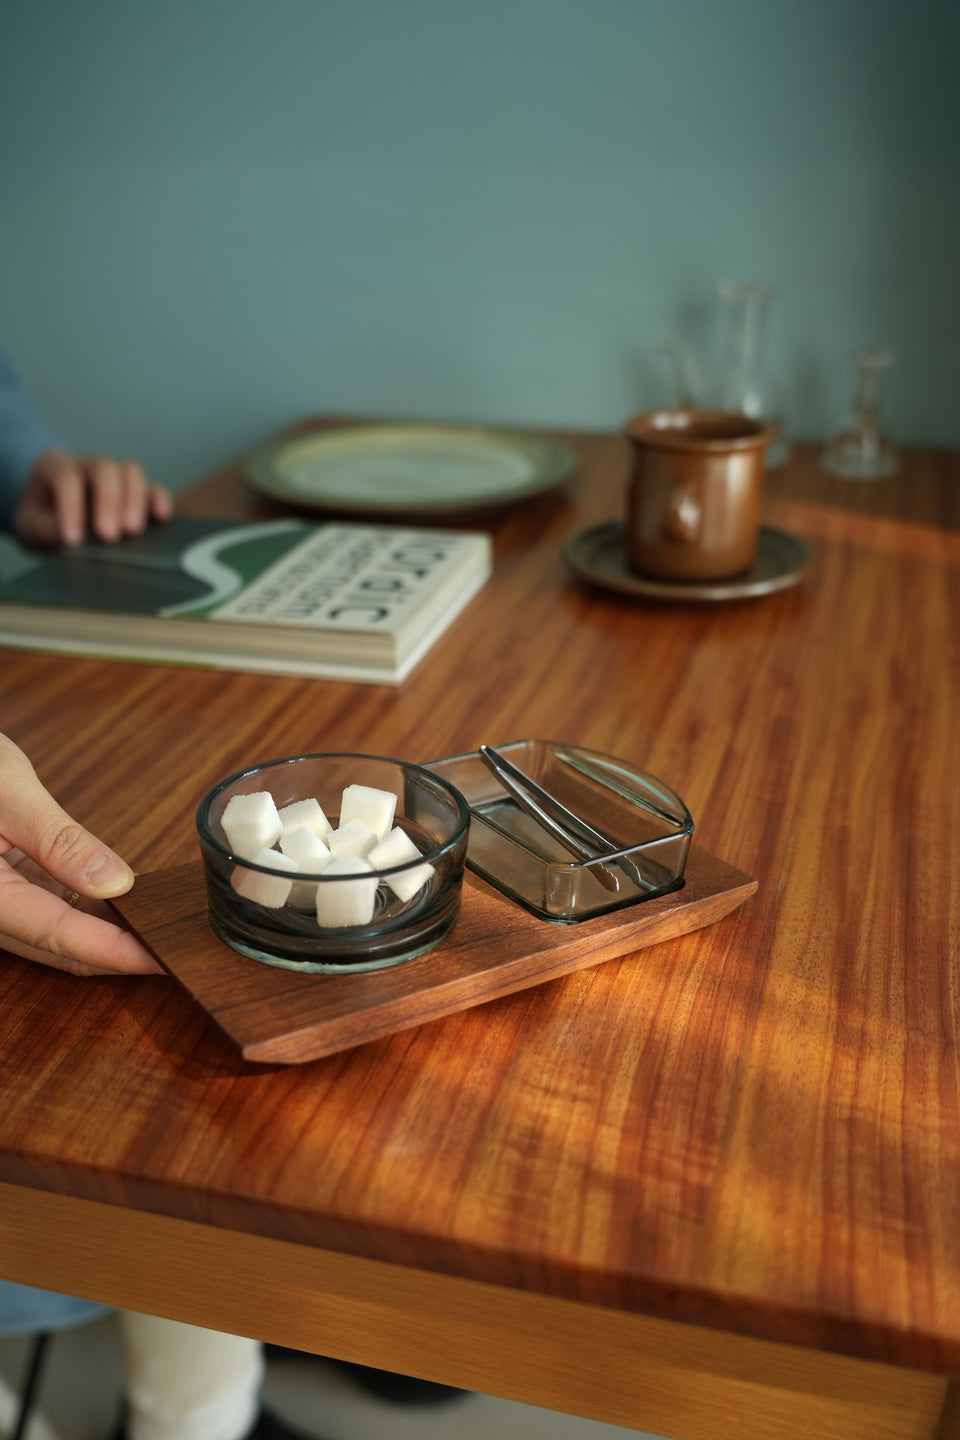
{"left": 478, "top": 745, "right": 642, "bottom": 892}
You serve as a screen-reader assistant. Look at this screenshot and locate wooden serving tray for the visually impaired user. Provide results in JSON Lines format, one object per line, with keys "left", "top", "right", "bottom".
{"left": 110, "top": 847, "right": 756, "bottom": 1065}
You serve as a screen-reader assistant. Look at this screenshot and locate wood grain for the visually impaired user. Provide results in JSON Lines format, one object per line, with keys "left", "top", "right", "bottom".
{"left": 0, "top": 432, "right": 958, "bottom": 1425}
{"left": 110, "top": 849, "right": 756, "bottom": 1063}
{"left": 0, "top": 1183, "right": 949, "bottom": 1440}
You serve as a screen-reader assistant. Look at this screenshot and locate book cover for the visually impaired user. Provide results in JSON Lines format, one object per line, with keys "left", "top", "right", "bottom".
{"left": 0, "top": 517, "right": 492, "bottom": 684}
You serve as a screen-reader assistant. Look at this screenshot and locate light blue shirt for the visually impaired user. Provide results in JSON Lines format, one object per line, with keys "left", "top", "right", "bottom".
{"left": 0, "top": 1281, "right": 106, "bottom": 1336}
{"left": 0, "top": 346, "right": 105, "bottom": 1328}
{"left": 0, "top": 346, "right": 64, "bottom": 531}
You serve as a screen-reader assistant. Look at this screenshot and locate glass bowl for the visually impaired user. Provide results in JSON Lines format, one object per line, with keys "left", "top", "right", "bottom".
{"left": 425, "top": 739, "right": 693, "bottom": 922}
{"left": 197, "top": 753, "right": 470, "bottom": 972}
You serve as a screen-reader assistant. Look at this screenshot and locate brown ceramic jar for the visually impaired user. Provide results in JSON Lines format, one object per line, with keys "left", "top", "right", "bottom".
{"left": 623, "top": 409, "right": 777, "bottom": 581}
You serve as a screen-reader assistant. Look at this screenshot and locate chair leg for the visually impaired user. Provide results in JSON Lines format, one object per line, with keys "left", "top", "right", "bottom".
{"left": 10, "top": 1332, "right": 50, "bottom": 1440}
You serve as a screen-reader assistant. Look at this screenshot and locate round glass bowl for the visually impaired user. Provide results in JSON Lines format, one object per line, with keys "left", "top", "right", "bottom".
{"left": 196, "top": 753, "right": 470, "bottom": 972}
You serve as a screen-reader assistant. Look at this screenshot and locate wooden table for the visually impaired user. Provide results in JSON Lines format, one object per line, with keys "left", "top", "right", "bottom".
{"left": 1, "top": 427, "right": 958, "bottom": 1440}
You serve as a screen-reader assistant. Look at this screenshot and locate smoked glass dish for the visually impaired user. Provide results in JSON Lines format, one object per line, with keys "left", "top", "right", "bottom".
{"left": 425, "top": 740, "right": 693, "bottom": 922}
{"left": 197, "top": 753, "right": 470, "bottom": 971}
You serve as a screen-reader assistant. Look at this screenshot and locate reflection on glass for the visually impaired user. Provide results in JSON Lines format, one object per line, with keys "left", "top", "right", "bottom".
{"left": 822, "top": 349, "right": 899, "bottom": 480}
{"left": 718, "top": 280, "right": 790, "bottom": 469}
{"left": 657, "top": 340, "right": 701, "bottom": 407}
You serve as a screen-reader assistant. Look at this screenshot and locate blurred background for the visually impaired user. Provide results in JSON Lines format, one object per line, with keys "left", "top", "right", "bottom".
{"left": 0, "top": 0, "right": 957, "bottom": 492}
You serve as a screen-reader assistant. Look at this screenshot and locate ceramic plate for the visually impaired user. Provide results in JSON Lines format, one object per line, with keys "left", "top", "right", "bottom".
{"left": 244, "top": 424, "right": 578, "bottom": 516}
{"left": 564, "top": 522, "right": 809, "bottom": 603}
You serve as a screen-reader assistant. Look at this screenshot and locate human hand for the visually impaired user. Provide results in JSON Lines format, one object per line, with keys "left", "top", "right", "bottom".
{"left": 13, "top": 447, "right": 174, "bottom": 549}
{"left": 0, "top": 732, "right": 163, "bottom": 976}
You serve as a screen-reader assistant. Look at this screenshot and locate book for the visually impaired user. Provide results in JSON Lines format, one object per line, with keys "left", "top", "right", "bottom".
{"left": 0, "top": 517, "right": 492, "bottom": 684}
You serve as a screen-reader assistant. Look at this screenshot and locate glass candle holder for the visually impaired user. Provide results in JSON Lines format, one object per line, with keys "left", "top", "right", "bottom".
{"left": 821, "top": 349, "right": 899, "bottom": 480}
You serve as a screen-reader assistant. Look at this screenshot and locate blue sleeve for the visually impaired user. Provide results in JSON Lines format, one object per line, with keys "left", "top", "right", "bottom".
{"left": 0, "top": 345, "right": 66, "bottom": 531}
{"left": 0, "top": 1280, "right": 109, "bottom": 1336}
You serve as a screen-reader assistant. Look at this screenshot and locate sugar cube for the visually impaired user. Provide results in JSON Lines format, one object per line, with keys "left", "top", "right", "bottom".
{"left": 369, "top": 826, "right": 434, "bottom": 902}
{"left": 279, "top": 825, "right": 333, "bottom": 908}
{"left": 339, "top": 784, "right": 397, "bottom": 842}
{"left": 278, "top": 797, "right": 332, "bottom": 843}
{"left": 221, "top": 791, "right": 282, "bottom": 859}
{"left": 279, "top": 825, "right": 333, "bottom": 872}
{"left": 231, "top": 847, "right": 298, "bottom": 908}
{"left": 328, "top": 818, "right": 378, "bottom": 860}
{"left": 316, "top": 856, "right": 378, "bottom": 927}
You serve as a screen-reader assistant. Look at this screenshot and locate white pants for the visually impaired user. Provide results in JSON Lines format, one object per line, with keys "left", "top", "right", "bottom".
{"left": 119, "top": 1312, "right": 264, "bottom": 1440}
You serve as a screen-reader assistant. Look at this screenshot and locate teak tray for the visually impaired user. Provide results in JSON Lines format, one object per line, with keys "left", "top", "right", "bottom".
{"left": 111, "top": 846, "right": 756, "bottom": 1065}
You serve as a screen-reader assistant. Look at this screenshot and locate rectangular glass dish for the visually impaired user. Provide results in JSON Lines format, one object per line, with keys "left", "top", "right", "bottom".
{"left": 425, "top": 739, "right": 693, "bottom": 923}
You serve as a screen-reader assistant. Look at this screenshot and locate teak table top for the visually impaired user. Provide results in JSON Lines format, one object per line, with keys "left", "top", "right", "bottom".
{"left": 1, "top": 425, "right": 958, "bottom": 1440}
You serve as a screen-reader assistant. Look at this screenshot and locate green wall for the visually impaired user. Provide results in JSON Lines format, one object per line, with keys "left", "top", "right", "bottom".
{"left": 1, "top": 0, "right": 957, "bottom": 490}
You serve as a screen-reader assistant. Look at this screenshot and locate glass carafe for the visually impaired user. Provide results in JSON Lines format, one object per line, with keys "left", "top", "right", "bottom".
{"left": 718, "top": 280, "right": 790, "bottom": 469}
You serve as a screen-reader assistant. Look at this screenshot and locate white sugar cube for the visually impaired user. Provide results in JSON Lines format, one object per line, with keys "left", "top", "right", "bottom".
{"left": 231, "top": 847, "right": 298, "bottom": 908}
{"left": 279, "top": 825, "right": 333, "bottom": 872}
{"left": 316, "top": 856, "right": 378, "bottom": 927}
{"left": 279, "top": 825, "right": 333, "bottom": 908}
{"left": 369, "top": 826, "right": 435, "bottom": 902}
{"left": 339, "top": 784, "right": 397, "bottom": 842}
{"left": 221, "top": 791, "right": 283, "bottom": 859}
{"left": 328, "top": 818, "right": 378, "bottom": 860}
{"left": 278, "top": 797, "right": 332, "bottom": 843}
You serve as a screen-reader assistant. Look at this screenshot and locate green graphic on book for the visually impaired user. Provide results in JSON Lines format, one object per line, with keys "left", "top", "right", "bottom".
{"left": 0, "top": 519, "right": 309, "bottom": 617}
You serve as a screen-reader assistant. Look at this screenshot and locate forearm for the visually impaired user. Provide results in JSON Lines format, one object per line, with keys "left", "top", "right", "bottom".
{"left": 0, "top": 348, "right": 65, "bottom": 531}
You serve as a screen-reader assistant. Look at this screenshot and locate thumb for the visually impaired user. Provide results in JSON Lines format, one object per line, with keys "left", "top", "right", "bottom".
{"left": 0, "top": 736, "right": 134, "bottom": 898}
